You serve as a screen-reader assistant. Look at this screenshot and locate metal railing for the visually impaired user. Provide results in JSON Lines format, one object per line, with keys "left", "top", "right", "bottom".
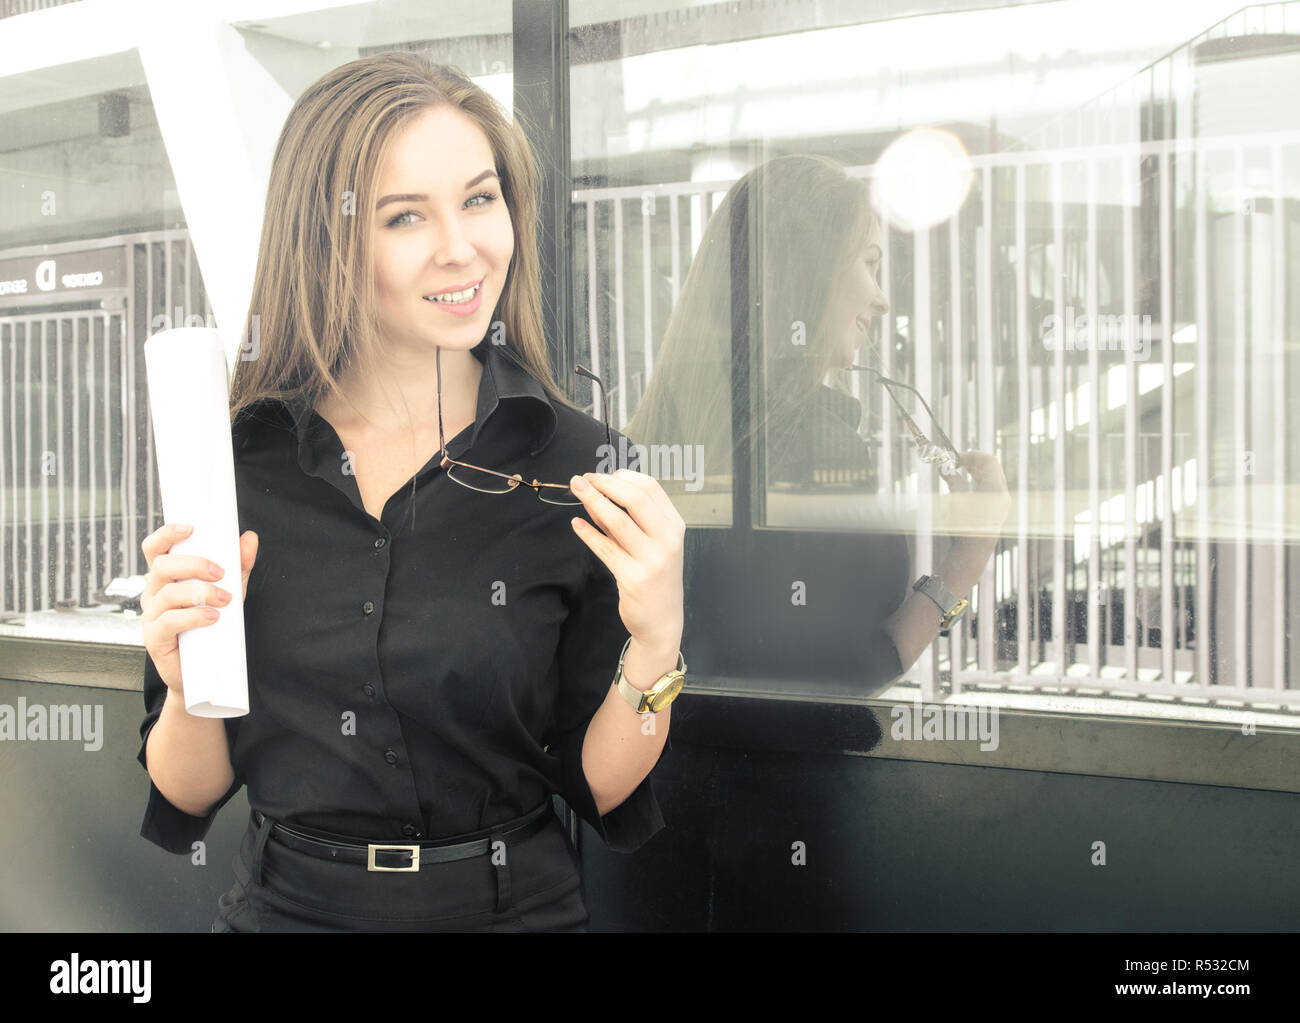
{"left": 0, "top": 230, "right": 209, "bottom": 627}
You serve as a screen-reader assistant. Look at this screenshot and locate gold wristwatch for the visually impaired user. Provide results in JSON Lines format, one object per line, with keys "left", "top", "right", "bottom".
{"left": 613, "top": 636, "right": 687, "bottom": 713}
{"left": 912, "top": 574, "right": 969, "bottom": 631}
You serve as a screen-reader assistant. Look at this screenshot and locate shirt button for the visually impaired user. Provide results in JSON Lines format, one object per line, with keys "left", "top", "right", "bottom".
{"left": 362, "top": 600, "right": 375, "bottom": 615}
{"left": 374, "top": 537, "right": 387, "bottom": 549}
{"left": 384, "top": 748, "right": 398, "bottom": 765}
{"left": 401, "top": 824, "right": 418, "bottom": 837}
{"left": 363, "top": 684, "right": 375, "bottom": 698}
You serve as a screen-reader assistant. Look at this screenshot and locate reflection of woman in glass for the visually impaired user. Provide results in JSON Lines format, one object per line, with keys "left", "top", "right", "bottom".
{"left": 625, "top": 154, "right": 1009, "bottom": 686}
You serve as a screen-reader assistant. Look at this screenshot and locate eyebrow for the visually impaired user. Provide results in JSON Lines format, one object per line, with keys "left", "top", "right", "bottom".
{"left": 375, "top": 169, "right": 499, "bottom": 211}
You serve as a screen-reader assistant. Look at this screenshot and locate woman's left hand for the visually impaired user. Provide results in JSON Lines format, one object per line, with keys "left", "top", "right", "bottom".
{"left": 568, "top": 468, "right": 685, "bottom": 651}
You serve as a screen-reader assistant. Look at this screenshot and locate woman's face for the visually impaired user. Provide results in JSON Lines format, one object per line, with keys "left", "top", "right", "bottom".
{"left": 371, "top": 104, "right": 514, "bottom": 355}
{"left": 825, "top": 215, "right": 889, "bottom": 369}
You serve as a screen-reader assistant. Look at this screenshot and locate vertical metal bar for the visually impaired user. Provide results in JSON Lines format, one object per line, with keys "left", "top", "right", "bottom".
{"left": 163, "top": 233, "right": 173, "bottom": 333}
{"left": 124, "top": 284, "right": 137, "bottom": 587}
{"left": 1123, "top": 154, "right": 1138, "bottom": 685}
{"left": 86, "top": 310, "right": 96, "bottom": 599}
{"left": 669, "top": 191, "right": 682, "bottom": 307}
{"left": 949, "top": 210, "right": 966, "bottom": 693}
{"left": 55, "top": 315, "right": 65, "bottom": 605}
{"left": 1087, "top": 157, "right": 1101, "bottom": 680}
{"left": 1233, "top": 144, "right": 1248, "bottom": 694}
{"left": 118, "top": 311, "right": 131, "bottom": 589}
{"left": 513, "top": 0, "right": 573, "bottom": 387}
{"left": 72, "top": 311, "right": 81, "bottom": 607}
{"left": 138, "top": 243, "right": 151, "bottom": 587}
{"left": 102, "top": 312, "right": 112, "bottom": 596}
{"left": 584, "top": 200, "right": 601, "bottom": 401}
{"left": 1, "top": 322, "right": 9, "bottom": 612}
{"left": 914, "top": 221, "right": 936, "bottom": 700}
{"left": 613, "top": 198, "right": 627, "bottom": 427}
{"left": 23, "top": 320, "right": 32, "bottom": 612}
{"left": 880, "top": 213, "right": 895, "bottom": 492}
{"left": 1159, "top": 144, "right": 1175, "bottom": 685}
{"left": 1271, "top": 142, "right": 1286, "bottom": 693}
{"left": 641, "top": 191, "right": 654, "bottom": 390}
{"left": 977, "top": 166, "right": 996, "bottom": 676}
{"left": 1015, "top": 160, "right": 1030, "bottom": 680}
{"left": 39, "top": 318, "right": 49, "bottom": 610}
{"left": 690, "top": 192, "right": 705, "bottom": 261}
{"left": 185, "top": 234, "right": 195, "bottom": 321}
{"left": 1052, "top": 156, "right": 1067, "bottom": 682}
{"left": 1195, "top": 144, "right": 1211, "bottom": 688}
{"left": 0, "top": 319, "right": 6, "bottom": 610}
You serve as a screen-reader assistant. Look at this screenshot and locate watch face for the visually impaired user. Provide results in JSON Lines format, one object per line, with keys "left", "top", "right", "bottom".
{"left": 647, "top": 673, "right": 685, "bottom": 713}
{"left": 943, "top": 598, "right": 969, "bottom": 629}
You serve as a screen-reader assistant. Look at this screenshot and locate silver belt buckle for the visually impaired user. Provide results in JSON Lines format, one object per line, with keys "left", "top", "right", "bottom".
{"left": 367, "top": 843, "right": 420, "bottom": 872}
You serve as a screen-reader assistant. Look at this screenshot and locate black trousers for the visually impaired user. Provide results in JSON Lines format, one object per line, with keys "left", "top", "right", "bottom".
{"left": 212, "top": 805, "right": 589, "bottom": 932}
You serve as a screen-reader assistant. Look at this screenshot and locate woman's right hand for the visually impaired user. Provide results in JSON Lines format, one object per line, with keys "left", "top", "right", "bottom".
{"left": 141, "top": 524, "right": 259, "bottom": 697}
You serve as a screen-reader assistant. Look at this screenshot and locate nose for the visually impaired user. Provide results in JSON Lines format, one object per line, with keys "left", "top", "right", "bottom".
{"left": 866, "top": 276, "right": 889, "bottom": 318}
{"left": 433, "top": 213, "right": 476, "bottom": 265}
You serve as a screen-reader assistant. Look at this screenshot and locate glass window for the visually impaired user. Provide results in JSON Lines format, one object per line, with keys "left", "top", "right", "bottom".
{"left": 570, "top": 0, "right": 1300, "bottom": 724}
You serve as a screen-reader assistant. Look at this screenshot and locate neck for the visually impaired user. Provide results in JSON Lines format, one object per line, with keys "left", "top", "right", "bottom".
{"left": 325, "top": 343, "right": 483, "bottom": 436}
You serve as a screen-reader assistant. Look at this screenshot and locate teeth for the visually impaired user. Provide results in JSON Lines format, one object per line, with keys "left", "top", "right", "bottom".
{"left": 424, "top": 283, "right": 480, "bottom": 304}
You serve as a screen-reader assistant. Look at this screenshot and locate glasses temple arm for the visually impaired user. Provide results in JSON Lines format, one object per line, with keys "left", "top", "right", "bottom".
{"left": 575, "top": 363, "right": 614, "bottom": 458}
{"left": 850, "top": 364, "right": 963, "bottom": 467}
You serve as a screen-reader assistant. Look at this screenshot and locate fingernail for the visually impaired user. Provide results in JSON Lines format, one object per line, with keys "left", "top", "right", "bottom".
{"left": 209, "top": 562, "right": 224, "bottom": 579}
{"left": 570, "top": 475, "right": 588, "bottom": 491}
{"left": 179, "top": 524, "right": 192, "bottom": 533}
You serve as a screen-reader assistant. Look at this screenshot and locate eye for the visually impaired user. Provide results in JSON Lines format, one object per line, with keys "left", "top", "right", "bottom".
{"left": 384, "top": 191, "right": 500, "bottom": 228}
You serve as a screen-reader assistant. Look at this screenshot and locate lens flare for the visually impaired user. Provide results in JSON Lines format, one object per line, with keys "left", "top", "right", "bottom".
{"left": 870, "top": 127, "right": 974, "bottom": 232}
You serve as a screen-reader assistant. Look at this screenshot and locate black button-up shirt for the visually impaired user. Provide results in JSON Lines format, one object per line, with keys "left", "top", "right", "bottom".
{"left": 136, "top": 337, "right": 664, "bottom": 856}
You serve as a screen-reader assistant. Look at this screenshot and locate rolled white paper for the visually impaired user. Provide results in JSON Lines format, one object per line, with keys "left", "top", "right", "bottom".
{"left": 143, "top": 327, "right": 249, "bottom": 718}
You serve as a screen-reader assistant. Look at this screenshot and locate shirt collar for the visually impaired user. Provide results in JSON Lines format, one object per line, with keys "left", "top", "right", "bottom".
{"left": 281, "top": 338, "right": 559, "bottom": 469}
{"left": 819, "top": 383, "right": 863, "bottom": 430}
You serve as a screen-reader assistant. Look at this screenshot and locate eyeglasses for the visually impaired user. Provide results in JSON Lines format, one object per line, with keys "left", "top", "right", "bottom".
{"left": 436, "top": 345, "right": 613, "bottom": 505}
{"left": 846, "top": 363, "right": 966, "bottom": 478}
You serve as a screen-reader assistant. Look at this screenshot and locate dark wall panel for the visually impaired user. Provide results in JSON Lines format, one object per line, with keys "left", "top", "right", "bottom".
{"left": 2, "top": 676, "right": 1296, "bottom": 931}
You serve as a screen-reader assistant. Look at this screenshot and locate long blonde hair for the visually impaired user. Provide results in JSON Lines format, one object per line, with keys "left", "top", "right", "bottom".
{"left": 624, "top": 155, "right": 878, "bottom": 488}
{"left": 229, "top": 52, "right": 581, "bottom": 426}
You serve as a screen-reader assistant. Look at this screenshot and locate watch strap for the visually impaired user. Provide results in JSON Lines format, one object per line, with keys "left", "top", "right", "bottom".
{"left": 613, "top": 636, "right": 687, "bottom": 713}
{"left": 912, "top": 574, "right": 969, "bottom": 630}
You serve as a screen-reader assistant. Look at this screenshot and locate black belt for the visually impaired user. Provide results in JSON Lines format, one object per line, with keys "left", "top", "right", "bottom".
{"left": 252, "top": 801, "right": 555, "bottom": 872}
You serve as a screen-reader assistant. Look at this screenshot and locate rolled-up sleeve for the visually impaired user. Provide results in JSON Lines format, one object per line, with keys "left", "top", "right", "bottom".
{"left": 137, "top": 651, "right": 242, "bottom": 855}
{"left": 549, "top": 432, "right": 667, "bottom": 853}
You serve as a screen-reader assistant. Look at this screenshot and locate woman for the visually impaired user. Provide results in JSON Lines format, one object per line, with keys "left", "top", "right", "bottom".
{"left": 624, "top": 154, "right": 1009, "bottom": 689}
{"left": 135, "top": 53, "right": 686, "bottom": 932}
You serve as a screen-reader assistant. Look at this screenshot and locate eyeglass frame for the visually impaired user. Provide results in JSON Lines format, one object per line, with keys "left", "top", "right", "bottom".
{"left": 846, "top": 363, "right": 967, "bottom": 478}
{"left": 435, "top": 344, "right": 613, "bottom": 504}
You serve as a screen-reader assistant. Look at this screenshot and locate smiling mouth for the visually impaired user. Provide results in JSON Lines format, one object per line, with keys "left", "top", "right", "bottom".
{"left": 423, "top": 280, "right": 482, "bottom": 305}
